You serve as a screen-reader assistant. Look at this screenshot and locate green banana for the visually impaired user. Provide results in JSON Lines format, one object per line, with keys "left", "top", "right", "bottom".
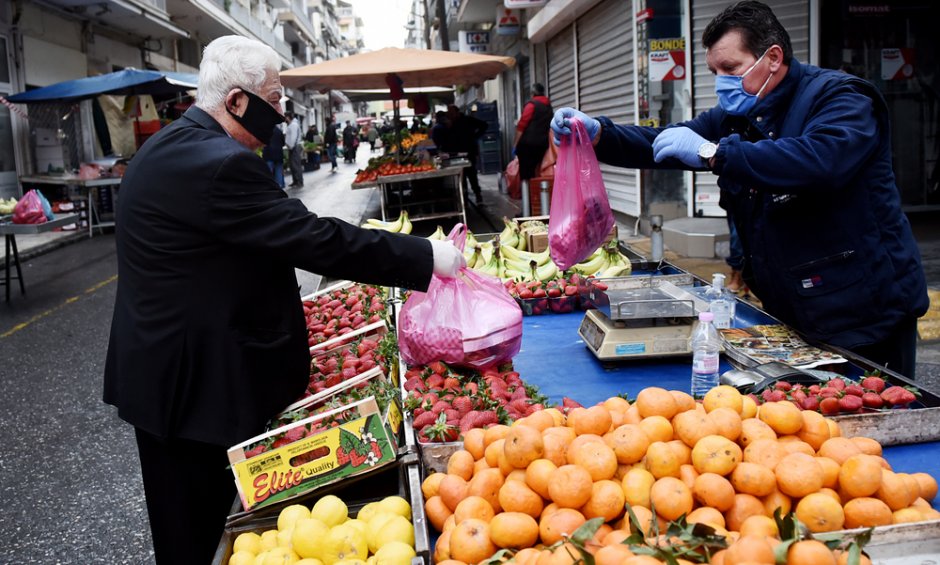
{"left": 466, "top": 246, "right": 484, "bottom": 269}
{"left": 536, "top": 261, "right": 559, "bottom": 282}
{"left": 475, "top": 250, "right": 500, "bottom": 277}
{"left": 598, "top": 264, "right": 632, "bottom": 278}
{"left": 501, "top": 244, "right": 551, "bottom": 266}
{"left": 399, "top": 211, "right": 413, "bottom": 235}
{"left": 570, "top": 252, "right": 609, "bottom": 276}
{"left": 427, "top": 225, "right": 446, "bottom": 241}
{"left": 361, "top": 211, "right": 404, "bottom": 232}
{"left": 465, "top": 231, "right": 480, "bottom": 249}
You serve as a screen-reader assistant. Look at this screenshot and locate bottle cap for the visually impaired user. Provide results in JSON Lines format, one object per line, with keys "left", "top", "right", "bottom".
{"left": 699, "top": 311, "right": 714, "bottom": 322}
{"left": 712, "top": 273, "right": 725, "bottom": 288}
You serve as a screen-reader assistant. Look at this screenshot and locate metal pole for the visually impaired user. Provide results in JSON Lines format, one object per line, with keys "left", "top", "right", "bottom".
{"left": 650, "top": 214, "right": 664, "bottom": 262}
{"left": 539, "top": 179, "right": 550, "bottom": 215}
{"left": 521, "top": 179, "right": 530, "bottom": 216}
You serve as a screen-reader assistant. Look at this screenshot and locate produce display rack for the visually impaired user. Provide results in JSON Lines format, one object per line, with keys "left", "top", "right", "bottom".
{"left": 214, "top": 454, "right": 430, "bottom": 565}
{"left": 351, "top": 164, "right": 467, "bottom": 226}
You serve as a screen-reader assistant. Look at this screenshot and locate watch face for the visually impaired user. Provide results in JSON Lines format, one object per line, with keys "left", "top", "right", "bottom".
{"left": 699, "top": 142, "right": 718, "bottom": 160}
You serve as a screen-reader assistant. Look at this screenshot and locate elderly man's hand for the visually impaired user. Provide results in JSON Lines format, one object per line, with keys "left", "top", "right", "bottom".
{"left": 551, "top": 108, "right": 600, "bottom": 146}
{"left": 429, "top": 239, "right": 466, "bottom": 278}
{"left": 652, "top": 127, "right": 709, "bottom": 168}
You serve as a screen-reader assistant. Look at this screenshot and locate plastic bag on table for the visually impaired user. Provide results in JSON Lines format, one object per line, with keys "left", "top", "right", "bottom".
{"left": 12, "top": 189, "right": 48, "bottom": 225}
{"left": 547, "top": 118, "right": 615, "bottom": 270}
{"left": 399, "top": 224, "right": 523, "bottom": 370}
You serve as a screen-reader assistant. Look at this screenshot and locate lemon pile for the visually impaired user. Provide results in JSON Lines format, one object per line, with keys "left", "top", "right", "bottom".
{"left": 229, "top": 494, "right": 417, "bottom": 565}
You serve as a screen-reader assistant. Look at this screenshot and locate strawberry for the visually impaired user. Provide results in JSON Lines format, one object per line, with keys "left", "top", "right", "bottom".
{"left": 477, "top": 410, "right": 499, "bottom": 426}
{"left": 791, "top": 390, "right": 807, "bottom": 404}
{"left": 426, "top": 374, "right": 445, "bottom": 389}
{"left": 444, "top": 409, "right": 460, "bottom": 422}
{"left": 443, "top": 377, "right": 461, "bottom": 391}
{"left": 509, "top": 398, "right": 530, "bottom": 414}
{"left": 527, "top": 403, "right": 545, "bottom": 414}
{"left": 464, "top": 382, "right": 479, "bottom": 396}
{"left": 428, "top": 361, "right": 448, "bottom": 375}
{"left": 819, "top": 397, "right": 841, "bottom": 416}
{"left": 828, "top": 378, "right": 847, "bottom": 391}
{"left": 800, "top": 396, "right": 820, "bottom": 411}
{"left": 413, "top": 411, "right": 437, "bottom": 429}
{"left": 510, "top": 387, "right": 528, "bottom": 401}
{"left": 861, "top": 375, "right": 887, "bottom": 393}
{"left": 562, "top": 397, "right": 583, "bottom": 409}
{"left": 283, "top": 427, "right": 306, "bottom": 442}
{"left": 844, "top": 384, "right": 865, "bottom": 397}
{"left": 818, "top": 387, "right": 839, "bottom": 398}
{"left": 431, "top": 401, "right": 450, "bottom": 414}
{"left": 862, "top": 392, "right": 884, "bottom": 409}
{"left": 452, "top": 396, "right": 473, "bottom": 417}
{"left": 564, "top": 285, "right": 578, "bottom": 296}
{"left": 458, "top": 411, "right": 482, "bottom": 432}
{"left": 838, "top": 395, "right": 863, "bottom": 412}
{"left": 774, "top": 381, "right": 792, "bottom": 391}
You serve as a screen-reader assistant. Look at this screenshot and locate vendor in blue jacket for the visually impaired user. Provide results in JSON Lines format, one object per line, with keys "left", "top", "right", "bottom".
{"left": 551, "top": 0, "right": 928, "bottom": 378}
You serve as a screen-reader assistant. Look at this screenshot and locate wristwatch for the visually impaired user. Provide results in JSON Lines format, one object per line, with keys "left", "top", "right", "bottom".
{"left": 698, "top": 142, "right": 718, "bottom": 162}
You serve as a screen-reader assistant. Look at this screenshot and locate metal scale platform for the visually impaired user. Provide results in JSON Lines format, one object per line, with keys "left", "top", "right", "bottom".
{"left": 578, "top": 273, "right": 709, "bottom": 361}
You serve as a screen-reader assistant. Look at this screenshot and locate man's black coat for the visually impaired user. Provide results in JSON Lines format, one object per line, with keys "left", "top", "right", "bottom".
{"left": 104, "top": 107, "right": 433, "bottom": 446}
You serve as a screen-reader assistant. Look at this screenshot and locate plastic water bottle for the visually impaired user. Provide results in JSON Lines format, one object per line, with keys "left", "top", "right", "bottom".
{"left": 705, "top": 273, "right": 734, "bottom": 329}
{"left": 690, "top": 311, "right": 721, "bottom": 398}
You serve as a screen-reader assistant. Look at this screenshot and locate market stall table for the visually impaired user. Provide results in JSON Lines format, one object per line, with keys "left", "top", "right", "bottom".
{"left": 0, "top": 213, "right": 80, "bottom": 302}
{"left": 351, "top": 164, "right": 466, "bottom": 225}
{"left": 19, "top": 174, "right": 122, "bottom": 237}
{"left": 510, "top": 307, "right": 940, "bottom": 511}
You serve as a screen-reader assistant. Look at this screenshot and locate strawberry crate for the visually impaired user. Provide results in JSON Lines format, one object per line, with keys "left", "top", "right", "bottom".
{"left": 307, "top": 321, "right": 399, "bottom": 390}
{"left": 276, "top": 366, "right": 405, "bottom": 446}
{"left": 214, "top": 455, "right": 432, "bottom": 565}
{"left": 227, "top": 397, "right": 398, "bottom": 512}
{"left": 302, "top": 281, "right": 392, "bottom": 348}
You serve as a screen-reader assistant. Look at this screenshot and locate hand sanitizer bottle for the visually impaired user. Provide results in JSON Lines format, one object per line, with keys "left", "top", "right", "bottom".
{"left": 705, "top": 273, "right": 733, "bottom": 329}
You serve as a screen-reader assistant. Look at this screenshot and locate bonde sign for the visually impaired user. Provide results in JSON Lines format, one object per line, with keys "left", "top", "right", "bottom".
{"left": 649, "top": 38, "right": 686, "bottom": 81}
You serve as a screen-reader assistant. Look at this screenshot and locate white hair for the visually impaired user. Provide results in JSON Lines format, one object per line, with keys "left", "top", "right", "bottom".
{"left": 195, "top": 36, "right": 281, "bottom": 112}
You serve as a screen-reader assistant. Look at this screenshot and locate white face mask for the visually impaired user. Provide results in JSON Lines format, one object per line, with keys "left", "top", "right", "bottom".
{"left": 714, "top": 49, "right": 774, "bottom": 115}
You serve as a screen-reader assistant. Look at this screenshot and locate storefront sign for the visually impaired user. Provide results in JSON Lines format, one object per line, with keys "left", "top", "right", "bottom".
{"left": 496, "top": 8, "right": 521, "bottom": 35}
{"left": 504, "top": 0, "right": 546, "bottom": 8}
{"left": 649, "top": 38, "right": 686, "bottom": 81}
{"left": 881, "top": 48, "right": 914, "bottom": 80}
{"left": 459, "top": 30, "right": 491, "bottom": 54}
{"left": 636, "top": 8, "right": 654, "bottom": 23}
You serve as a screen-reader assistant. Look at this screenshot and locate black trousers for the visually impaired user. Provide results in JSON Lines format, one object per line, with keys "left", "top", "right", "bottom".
{"left": 849, "top": 316, "right": 919, "bottom": 379}
{"left": 135, "top": 428, "right": 236, "bottom": 565}
{"left": 462, "top": 163, "right": 481, "bottom": 197}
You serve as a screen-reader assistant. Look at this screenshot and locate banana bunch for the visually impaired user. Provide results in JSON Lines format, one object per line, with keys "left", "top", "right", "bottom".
{"left": 569, "top": 242, "right": 633, "bottom": 277}
{"left": 361, "top": 210, "right": 412, "bottom": 234}
{"left": 426, "top": 225, "right": 446, "bottom": 241}
{"left": 495, "top": 217, "right": 527, "bottom": 251}
{"left": 0, "top": 197, "right": 18, "bottom": 215}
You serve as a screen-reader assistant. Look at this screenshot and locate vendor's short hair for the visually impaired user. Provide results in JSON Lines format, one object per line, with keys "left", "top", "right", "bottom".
{"left": 196, "top": 36, "right": 280, "bottom": 112}
{"left": 532, "top": 83, "right": 545, "bottom": 96}
{"left": 703, "top": 1, "right": 792, "bottom": 63}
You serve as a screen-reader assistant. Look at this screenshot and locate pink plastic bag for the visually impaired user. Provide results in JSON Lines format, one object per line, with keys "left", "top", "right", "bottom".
{"left": 399, "top": 224, "right": 523, "bottom": 370}
{"left": 547, "top": 118, "right": 615, "bottom": 270}
{"left": 12, "top": 189, "right": 48, "bottom": 225}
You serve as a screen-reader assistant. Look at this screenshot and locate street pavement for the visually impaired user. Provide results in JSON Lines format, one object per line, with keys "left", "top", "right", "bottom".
{"left": 0, "top": 146, "right": 939, "bottom": 563}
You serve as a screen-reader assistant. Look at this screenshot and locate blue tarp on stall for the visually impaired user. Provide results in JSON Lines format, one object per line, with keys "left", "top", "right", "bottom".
{"left": 7, "top": 69, "right": 198, "bottom": 103}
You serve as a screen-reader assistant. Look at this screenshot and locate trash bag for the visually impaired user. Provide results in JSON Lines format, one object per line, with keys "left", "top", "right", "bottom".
{"left": 505, "top": 157, "right": 521, "bottom": 199}
{"left": 11, "top": 189, "right": 48, "bottom": 225}
{"left": 547, "top": 118, "right": 615, "bottom": 270}
{"left": 399, "top": 224, "right": 523, "bottom": 370}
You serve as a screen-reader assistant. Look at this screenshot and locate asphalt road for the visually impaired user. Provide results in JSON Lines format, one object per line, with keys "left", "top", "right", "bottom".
{"left": 1, "top": 147, "right": 938, "bottom": 563}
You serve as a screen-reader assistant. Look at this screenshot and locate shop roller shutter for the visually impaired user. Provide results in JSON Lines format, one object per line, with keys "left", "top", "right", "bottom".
{"left": 547, "top": 26, "right": 576, "bottom": 110}
{"left": 691, "top": 0, "right": 809, "bottom": 216}
{"left": 576, "top": 0, "right": 638, "bottom": 216}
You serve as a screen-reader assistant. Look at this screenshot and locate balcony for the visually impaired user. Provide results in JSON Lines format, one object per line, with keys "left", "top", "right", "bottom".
{"left": 278, "top": 0, "right": 319, "bottom": 46}
{"left": 38, "top": 0, "right": 189, "bottom": 39}
{"left": 223, "top": 0, "right": 294, "bottom": 61}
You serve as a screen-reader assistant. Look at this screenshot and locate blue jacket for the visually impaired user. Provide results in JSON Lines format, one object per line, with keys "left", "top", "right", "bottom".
{"left": 593, "top": 59, "right": 928, "bottom": 349}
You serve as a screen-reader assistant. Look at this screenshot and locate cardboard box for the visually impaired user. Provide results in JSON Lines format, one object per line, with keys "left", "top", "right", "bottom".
{"left": 526, "top": 224, "right": 619, "bottom": 254}
{"left": 276, "top": 366, "right": 404, "bottom": 443}
{"left": 227, "top": 397, "right": 398, "bottom": 512}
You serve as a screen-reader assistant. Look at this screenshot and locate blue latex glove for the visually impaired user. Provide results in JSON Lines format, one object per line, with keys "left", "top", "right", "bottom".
{"left": 551, "top": 108, "right": 600, "bottom": 146}
{"left": 652, "top": 126, "right": 708, "bottom": 168}
{"left": 511, "top": 146, "right": 517, "bottom": 158}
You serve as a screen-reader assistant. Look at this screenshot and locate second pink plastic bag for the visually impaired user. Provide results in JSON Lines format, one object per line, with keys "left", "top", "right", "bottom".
{"left": 548, "top": 118, "right": 615, "bottom": 270}
{"left": 398, "top": 224, "right": 523, "bottom": 370}
{"left": 12, "top": 189, "right": 47, "bottom": 225}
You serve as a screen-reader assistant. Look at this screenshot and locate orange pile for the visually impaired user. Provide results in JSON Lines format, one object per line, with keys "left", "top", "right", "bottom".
{"left": 422, "top": 386, "right": 940, "bottom": 565}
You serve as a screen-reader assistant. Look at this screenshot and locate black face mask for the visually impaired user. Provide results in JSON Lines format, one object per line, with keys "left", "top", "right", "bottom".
{"left": 226, "top": 87, "right": 285, "bottom": 144}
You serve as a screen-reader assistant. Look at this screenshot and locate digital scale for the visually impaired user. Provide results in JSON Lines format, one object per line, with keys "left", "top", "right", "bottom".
{"left": 578, "top": 274, "right": 710, "bottom": 361}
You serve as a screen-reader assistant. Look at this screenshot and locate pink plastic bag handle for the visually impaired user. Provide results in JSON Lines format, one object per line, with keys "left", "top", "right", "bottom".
{"left": 446, "top": 223, "right": 468, "bottom": 253}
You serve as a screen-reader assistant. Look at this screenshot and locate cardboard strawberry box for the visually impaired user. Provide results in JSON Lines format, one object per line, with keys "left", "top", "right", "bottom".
{"left": 307, "top": 321, "right": 399, "bottom": 390}
{"left": 227, "top": 397, "right": 398, "bottom": 512}
{"left": 276, "top": 366, "right": 405, "bottom": 445}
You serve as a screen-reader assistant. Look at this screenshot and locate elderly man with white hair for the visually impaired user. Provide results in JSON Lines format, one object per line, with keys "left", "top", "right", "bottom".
{"left": 103, "top": 35, "right": 464, "bottom": 563}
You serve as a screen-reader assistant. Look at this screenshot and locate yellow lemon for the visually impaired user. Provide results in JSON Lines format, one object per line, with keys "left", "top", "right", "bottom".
{"left": 292, "top": 517, "right": 330, "bottom": 560}
{"left": 253, "top": 552, "right": 269, "bottom": 565}
{"left": 278, "top": 504, "right": 312, "bottom": 531}
{"left": 277, "top": 527, "right": 294, "bottom": 548}
{"left": 373, "top": 541, "right": 416, "bottom": 565}
{"left": 333, "top": 560, "right": 368, "bottom": 565}
{"left": 365, "top": 513, "right": 396, "bottom": 554}
{"left": 296, "top": 560, "right": 325, "bottom": 565}
{"left": 313, "top": 495, "right": 349, "bottom": 527}
{"left": 233, "top": 532, "right": 264, "bottom": 555}
{"left": 260, "top": 530, "right": 280, "bottom": 551}
{"left": 356, "top": 501, "right": 381, "bottom": 524}
{"left": 229, "top": 550, "right": 256, "bottom": 565}
{"left": 321, "top": 523, "right": 368, "bottom": 565}
{"left": 373, "top": 515, "right": 414, "bottom": 550}
{"left": 376, "top": 496, "right": 411, "bottom": 520}
{"left": 262, "top": 546, "right": 300, "bottom": 565}
{"left": 344, "top": 518, "right": 368, "bottom": 536}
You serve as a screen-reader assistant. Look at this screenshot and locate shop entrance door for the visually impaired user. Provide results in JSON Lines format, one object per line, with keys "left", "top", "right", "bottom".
{"left": 820, "top": 1, "right": 940, "bottom": 209}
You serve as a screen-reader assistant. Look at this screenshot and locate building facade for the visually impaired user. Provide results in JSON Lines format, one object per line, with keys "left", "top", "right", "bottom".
{"left": 0, "top": 0, "right": 366, "bottom": 198}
